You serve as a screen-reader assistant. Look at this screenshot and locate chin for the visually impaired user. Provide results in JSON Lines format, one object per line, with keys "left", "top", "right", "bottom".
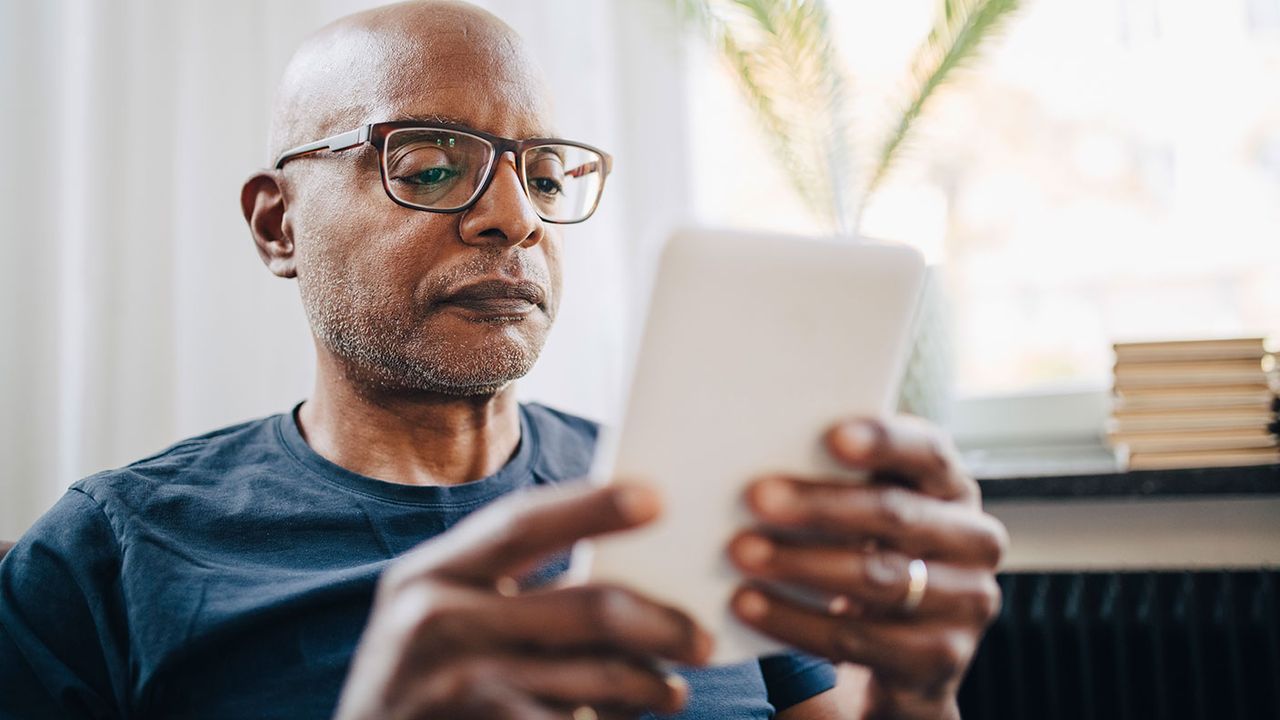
{"left": 420, "top": 378, "right": 517, "bottom": 398}
{"left": 318, "top": 310, "right": 550, "bottom": 397}
{"left": 397, "top": 329, "right": 545, "bottom": 396}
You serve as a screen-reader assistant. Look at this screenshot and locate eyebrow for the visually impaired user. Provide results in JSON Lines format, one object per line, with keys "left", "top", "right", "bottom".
{"left": 398, "top": 113, "right": 472, "bottom": 128}
{"left": 394, "top": 113, "right": 559, "bottom": 139}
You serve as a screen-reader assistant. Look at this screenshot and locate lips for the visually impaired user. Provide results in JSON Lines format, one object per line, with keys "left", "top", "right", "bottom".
{"left": 438, "top": 279, "right": 546, "bottom": 316}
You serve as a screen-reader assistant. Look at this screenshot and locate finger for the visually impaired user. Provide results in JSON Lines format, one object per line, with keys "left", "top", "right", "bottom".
{"left": 864, "top": 681, "right": 961, "bottom": 720}
{"left": 391, "top": 480, "right": 662, "bottom": 586}
{"left": 406, "top": 675, "right": 564, "bottom": 720}
{"left": 395, "top": 583, "right": 712, "bottom": 666}
{"left": 728, "top": 536, "right": 1002, "bottom": 623}
{"left": 497, "top": 585, "right": 712, "bottom": 665}
{"left": 824, "top": 417, "right": 976, "bottom": 502}
{"left": 494, "top": 656, "right": 688, "bottom": 716}
{"left": 549, "top": 707, "right": 635, "bottom": 720}
{"left": 743, "top": 480, "right": 1008, "bottom": 567}
{"left": 731, "top": 586, "right": 977, "bottom": 694}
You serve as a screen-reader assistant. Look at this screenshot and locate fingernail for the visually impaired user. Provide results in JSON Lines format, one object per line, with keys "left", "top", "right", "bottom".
{"left": 732, "top": 535, "right": 773, "bottom": 569}
{"left": 613, "top": 482, "right": 661, "bottom": 523}
{"left": 828, "top": 595, "right": 864, "bottom": 618}
{"left": 752, "top": 477, "right": 796, "bottom": 518}
{"left": 494, "top": 576, "right": 520, "bottom": 597}
{"left": 665, "top": 674, "right": 689, "bottom": 706}
{"left": 735, "top": 589, "right": 769, "bottom": 621}
{"left": 835, "top": 422, "right": 876, "bottom": 458}
{"left": 828, "top": 594, "right": 849, "bottom": 615}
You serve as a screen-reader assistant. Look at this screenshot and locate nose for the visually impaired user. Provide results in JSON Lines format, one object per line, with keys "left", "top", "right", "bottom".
{"left": 459, "top": 152, "right": 544, "bottom": 249}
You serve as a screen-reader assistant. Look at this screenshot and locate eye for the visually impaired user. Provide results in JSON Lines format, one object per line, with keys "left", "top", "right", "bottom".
{"left": 402, "top": 166, "right": 460, "bottom": 186}
{"left": 528, "top": 177, "right": 563, "bottom": 196}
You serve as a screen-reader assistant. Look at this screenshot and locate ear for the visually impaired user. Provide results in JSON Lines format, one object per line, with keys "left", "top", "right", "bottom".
{"left": 241, "top": 170, "right": 297, "bottom": 279}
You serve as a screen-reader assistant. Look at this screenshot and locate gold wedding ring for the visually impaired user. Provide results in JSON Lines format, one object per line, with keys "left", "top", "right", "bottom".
{"left": 903, "top": 558, "right": 928, "bottom": 613}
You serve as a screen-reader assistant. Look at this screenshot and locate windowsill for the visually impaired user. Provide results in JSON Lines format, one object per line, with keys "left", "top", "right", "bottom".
{"left": 978, "top": 463, "right": 1280, "bottom": 501}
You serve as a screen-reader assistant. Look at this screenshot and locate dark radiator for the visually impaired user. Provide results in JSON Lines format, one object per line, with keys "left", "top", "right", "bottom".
{"left": 958, "top": 570, "right": 1280, "bottom": 720}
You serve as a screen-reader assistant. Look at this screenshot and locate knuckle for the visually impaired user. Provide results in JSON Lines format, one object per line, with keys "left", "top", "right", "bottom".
{"left": 970, "top": 531, "right": 1002, "bottom": 568}
{"left": 667, "top": 608, "right": 700, "bottom": 654}
{"left": 599, "top": 659, "right": 660, "bottom": 702}
{"left": 584, "top": 585, "right": 639, "bottom": 643}
{"left": 598, "top": 659, "right": 634, "bottom": 688}
{"left": 830, "top": 625, "right": 862, "bottom": 663}
{"left": 986, "top": 517, "right": 1011, "bottom": 564}
{"left": 863, "top": 417, "right": 891, "bottom": 453}
{"left": 377, "top": 564, "right": 409, "bottom": 597}
{"left": 875, "top": 488, "right": 918, "bottom": 534}
{"left": 927, "top": 633, "right": 974, "bottom": 686}
{"left": 408, "top": 590, "right": 470, "bottom": 648}
{"left": 972, "top": 576, "right": 1002, "bottom": 623}
{"left": 921, "top": 434, "right": 951, "bottom": 476}
{"left": 378, "top": 554, "right": 438, "bottom": 599}
{"left": 862, "top": 552, "right": 909, "bottom": 592}
{"left": 432, "top": 661, "right": 499, "bottom": 710}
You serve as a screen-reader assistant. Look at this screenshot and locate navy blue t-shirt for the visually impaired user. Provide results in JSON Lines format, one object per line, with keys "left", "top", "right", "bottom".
{"left": 0, "top": 403, "right": 834, "bottom": 719}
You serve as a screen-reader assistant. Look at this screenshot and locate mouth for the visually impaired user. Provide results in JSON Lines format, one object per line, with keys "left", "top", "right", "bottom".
{"left": 437, "top": 278, "right": 546, "bottom": 320}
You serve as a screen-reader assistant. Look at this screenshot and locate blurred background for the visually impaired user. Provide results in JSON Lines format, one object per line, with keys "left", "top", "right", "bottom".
{"left": 2, "top": 0, "right": 1279, "bottom": 538}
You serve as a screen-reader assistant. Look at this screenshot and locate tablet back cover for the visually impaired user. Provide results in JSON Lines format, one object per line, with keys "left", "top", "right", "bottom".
{"left": 578, "top": 227, "right": 926, "bottom": 664}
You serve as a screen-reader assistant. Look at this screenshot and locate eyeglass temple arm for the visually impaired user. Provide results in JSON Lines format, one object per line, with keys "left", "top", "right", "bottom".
{"left": 273, "top": 125, "right": 373, "bottom": 169}
{"left": 563, "top": 153, "right": 614, "bottom": 179}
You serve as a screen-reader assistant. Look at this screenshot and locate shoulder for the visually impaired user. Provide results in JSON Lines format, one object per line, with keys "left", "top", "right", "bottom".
{"left": 71, "top": 413, "right": 287, "bottom": 532}
{"left": 521, "top": 403, "right": 600, "bottom": 483}
{"left": 522, "top": 402, "right": 600, "bottom": 443}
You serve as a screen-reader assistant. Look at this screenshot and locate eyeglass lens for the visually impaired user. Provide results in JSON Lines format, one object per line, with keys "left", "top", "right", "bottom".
{"left": 384, "top": 129, "right": 494, "bottom": 211}
{"left": 383, "top": 128, "right": 605, "bottom": 222}
{"left": 522, "top": 144, "right": 605, "bottom": 223}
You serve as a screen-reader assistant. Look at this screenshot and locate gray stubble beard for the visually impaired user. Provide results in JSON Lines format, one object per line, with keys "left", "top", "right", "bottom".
{"left": 298, "top": 251, "right": 553, "bottom": 397}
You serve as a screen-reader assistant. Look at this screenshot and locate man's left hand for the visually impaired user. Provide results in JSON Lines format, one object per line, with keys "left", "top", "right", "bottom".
{"left": 728, "top": 416, "right": 1007, "bottom": 720}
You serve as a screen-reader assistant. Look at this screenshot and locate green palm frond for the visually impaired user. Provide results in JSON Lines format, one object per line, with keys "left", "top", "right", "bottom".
{"left": 674, "top": 0, "right": 856, "bottom": 232}
{"left": 863, "top": 0, "right": 1021, "bottom": 202}
{"left": 675, "top": 0, "right": 1021, "bottom": 233}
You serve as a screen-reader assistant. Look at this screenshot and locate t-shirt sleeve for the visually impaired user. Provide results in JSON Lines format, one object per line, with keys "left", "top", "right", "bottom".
{"left": 758, "top": 651, "right": 838, "bottom": 712}
{"left": 0, "top": 488, "right": 130, "bottom": 719}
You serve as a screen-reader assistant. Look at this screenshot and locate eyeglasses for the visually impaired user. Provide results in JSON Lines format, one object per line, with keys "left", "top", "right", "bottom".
{"left": 274, "top": 121, "right": 614, "bottom": 224}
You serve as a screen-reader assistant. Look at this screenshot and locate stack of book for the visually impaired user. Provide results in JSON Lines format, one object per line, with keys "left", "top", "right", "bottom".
{"left": 1108, "top": 338, "right": 1279, "bottom": 470}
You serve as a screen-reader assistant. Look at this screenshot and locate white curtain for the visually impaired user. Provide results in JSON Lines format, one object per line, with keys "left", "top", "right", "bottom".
{"left": 0, "top": 0, "right": 693, "bottom": 538}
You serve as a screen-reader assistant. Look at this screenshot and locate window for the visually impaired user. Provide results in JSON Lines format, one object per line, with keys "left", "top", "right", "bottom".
{"left": 685, "top": 0, "right": 1280, "bottom": 407}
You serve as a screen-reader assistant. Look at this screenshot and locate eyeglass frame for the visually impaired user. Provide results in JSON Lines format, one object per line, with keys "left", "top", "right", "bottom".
{"left": 273, "top": 121, "right": 614, "bottom": 224}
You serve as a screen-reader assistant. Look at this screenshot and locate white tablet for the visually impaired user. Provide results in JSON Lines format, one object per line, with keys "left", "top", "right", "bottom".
{"left": 573, "top": 227, "right": 926, "bottom": 664}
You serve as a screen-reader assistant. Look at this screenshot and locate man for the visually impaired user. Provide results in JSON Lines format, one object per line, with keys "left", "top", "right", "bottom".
{"left": 0, "top": 1, "right": 1006, "bottom": 718}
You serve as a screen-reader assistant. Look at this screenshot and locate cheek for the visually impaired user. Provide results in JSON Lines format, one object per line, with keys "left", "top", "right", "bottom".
{"left": 295, "top": 173, "right": 458, "bottom": 293}
{"left": 291, "top": 166, "right": 387, "bottom": 263}
{"left": 542, "top": 230, "right": 565, "bottom": 316}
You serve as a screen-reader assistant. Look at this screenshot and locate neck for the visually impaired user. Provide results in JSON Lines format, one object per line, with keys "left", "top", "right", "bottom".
{"left": 297, "top": 349, "right": 524, "bottom": 487}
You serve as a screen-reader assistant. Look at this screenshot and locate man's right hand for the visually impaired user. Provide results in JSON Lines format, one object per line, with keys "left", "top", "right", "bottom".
{"left": 333, "top": 482, "right": 711, "bottom": 720}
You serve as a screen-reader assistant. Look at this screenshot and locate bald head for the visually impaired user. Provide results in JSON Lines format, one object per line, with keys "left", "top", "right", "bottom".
{"left": 245, "top": 1, "right": 570, "bottom": 399}
{"left": 268, "top": 0, "right": 553, "bottom": 162}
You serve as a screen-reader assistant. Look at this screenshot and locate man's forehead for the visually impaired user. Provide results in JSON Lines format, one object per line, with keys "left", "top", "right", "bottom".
{"left": 270, "top": 1, "right": 555, "bottom": 156}
{"left": 370, "top": 53, "right": 556, "bottom": 138}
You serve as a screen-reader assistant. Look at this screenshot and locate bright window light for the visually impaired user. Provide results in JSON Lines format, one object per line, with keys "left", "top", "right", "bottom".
{"left": 687, "top": 0, "right": 1280, "bottom": 398}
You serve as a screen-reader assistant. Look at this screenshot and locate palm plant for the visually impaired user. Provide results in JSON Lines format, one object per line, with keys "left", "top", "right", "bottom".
{"left": 674, "top": 0, "right": 1021, "bottom": 235}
